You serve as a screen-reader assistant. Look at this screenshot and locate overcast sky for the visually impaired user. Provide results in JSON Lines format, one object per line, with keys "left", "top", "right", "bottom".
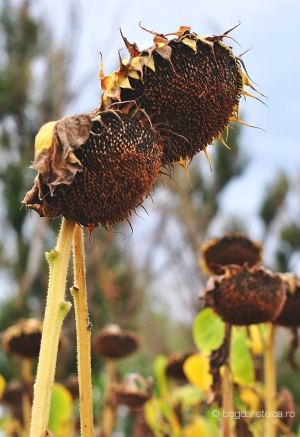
{"left": 35, "top": 0, "right": 300, "bottom": 237}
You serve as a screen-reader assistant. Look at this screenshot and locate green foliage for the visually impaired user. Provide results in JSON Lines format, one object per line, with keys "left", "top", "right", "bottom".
{"left": 153, "top": 354, "right": 168, "bottom": 398}
{"left": 193, "top": 308, "right": 225, "bottom": 354}
{"left": 48, "top": 383, "right": 74, "bottom": 437}
{"left": 231, "top": 327, "right": 255, "bottom": 386}
{"left": 281, "top": 222, "right": 300, "bottom": 251}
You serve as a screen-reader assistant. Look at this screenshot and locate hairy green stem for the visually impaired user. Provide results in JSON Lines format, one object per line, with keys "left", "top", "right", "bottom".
{"left": 30, "top": 218, "right": 75, "bottom": 437}
{"left": 71, "top": 224, "right": 94, "bottom": 436}
{"left": 264, "top": 323, "right": 277, "bottom": 437}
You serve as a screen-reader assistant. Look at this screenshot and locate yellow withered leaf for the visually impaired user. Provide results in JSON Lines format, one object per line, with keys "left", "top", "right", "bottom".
{"left": 0, "top": 374, "right": 5, "bottom": 398}
{"left": 34, "top": 121, "right": 57, "bottom": 159}
{"left": 248, "top": 324, "right": 264, "bottom": 356}
{"left": 183, "top": 416, "right": 218, "bottom": 437}
{"left": 239, "top": 387, "right": 260, "bottom": 414}
{"left": 183, "top": 353, "right": 213, "bottom": 392}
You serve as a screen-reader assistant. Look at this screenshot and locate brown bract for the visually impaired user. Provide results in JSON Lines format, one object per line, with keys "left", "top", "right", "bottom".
{"left": 274, "top": 274, "right": 300, "bottom": 327}
{"left": 92, "top": 324, "right": 140, "bottom": 359}
{"left": 100, "top": 25, "right": 255, "bottom": 165}
{"left": 200, "top": 233, "right": 263, "bottom": 275}
{"left": 22, "top": 110, "right": 163, "bottom": 229}
{"left": 200, "top": 265, "right": 287, "bottom": 325}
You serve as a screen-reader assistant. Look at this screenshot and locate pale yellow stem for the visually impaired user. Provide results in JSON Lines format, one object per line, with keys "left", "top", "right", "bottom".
{"left": 21, "top": 358, "right": 32, "bottom": 435}
{"left": 264, "top": 323, "right": 277, "bottom": 437}
{"left": 71, "top": 224, "right": 94, "bottom": 437}
{"left": 101, "top": 358, "right": 116, "bottom": 437}
{"left": 30, "top": 218, "right": 75, "bottom": 437}
{"left": 222, "top": 323, "right": 234, "bottom": 437}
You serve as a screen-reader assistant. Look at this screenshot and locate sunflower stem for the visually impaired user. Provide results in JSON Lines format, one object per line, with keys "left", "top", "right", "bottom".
{"left": 71, "top": 224, "right": 94, "bottom": 437}
{"left": 101, "top": 358, "right": 116, "bottom": 437}
{"left": 21, "top": 358, "right": 32, "bottom": 435}
{"left": 222, "top": 323, "right": 234, "bottom": 437}
{"left": 264, "top": 323, "right": 277, "bottom": 437}
{"left": 30, "top": 218, "right": 75, "bottom": 437}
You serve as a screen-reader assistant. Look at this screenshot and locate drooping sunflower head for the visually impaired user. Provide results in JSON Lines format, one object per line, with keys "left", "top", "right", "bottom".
{"left": 200, "top": 233, "right": 263, "bottom": 275}
{"left": 22, "top": 109, "right": 163, "bottom": 229}
{"left": 92, "top": 324, "right": 140, "bottom": 359}
{"left": 114, "top": 373, "right": 152, "bottom": 408}
{"left": 200, "top": 265, "right": 287, "bottom": 325}
{"left": 165, "top": 351, "right": 194, "bottom": 381}
{"left": 23, "top": 24, "right": 262, "bottom": 230}
{"left": 100, "top": 23, "right": 262, "bottom": 166}
{"left": 2, "top": 318, "right": 43, "bottom": 358}
{"left": 274, "top": 274, "right": 300, "bottom": 327}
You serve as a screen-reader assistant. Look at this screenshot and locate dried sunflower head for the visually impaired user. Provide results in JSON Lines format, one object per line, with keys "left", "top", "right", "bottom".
{"left": 1, "top": 380, "right": 33, "bottom": 425}
{"left": 92, "top": 324, "right": 140, "bottom": 359}
{"left": 165, "top": 351, "right": 194, "bottom": 381}
{"left": 100, "top": 24, "right": 261, "bottom": 166}
{"left": 2, "top": 318, "right": 43, "bottom": 358}
{"left": 274, "top": 274, "right": 300, "bottom": 327}
{"left": 199, "top": 233, "right": 263, "bottom": 275}
{"left": 200, "top": 265, "right": 287, "bottom": 325}
{"left": 22, "top": 110, "right": 163, "bottom": 229}
{"left": 2, "top": 318, "right": 66, "bottom": 358}
{"left": 113, "top": 373, "right": 152, "bottom": 408}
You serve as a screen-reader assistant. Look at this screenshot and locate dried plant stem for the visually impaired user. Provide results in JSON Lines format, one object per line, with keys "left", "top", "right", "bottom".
{"left": 101, "top": 358, "right": 116, "bottom": 437}
{"left": 71, "top": 224, "right": 94, "bottom": 436}
{"left": 222, "top": 323, "right": 234, "bottom": 437}
{"left": 264, "top": 323, "right": 277, "bottom": 437}
{"left": 21, "top": 358, "right": 32, "bottom": 435}
{"left": 30, "top": 218, "right": 75, "bottom": 437}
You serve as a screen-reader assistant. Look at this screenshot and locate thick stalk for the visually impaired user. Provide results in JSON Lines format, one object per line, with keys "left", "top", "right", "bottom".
{"left": 264, "top": 323, "right": 277, "bottom": 437}
{"left": 71, "top": 224, "right": 94, "bottom": 436}
{"left": 222, "top": 323, "right": 233, "bottom": 437}
{"left": 30, "top": 218, "right": 75, "bottom": 437}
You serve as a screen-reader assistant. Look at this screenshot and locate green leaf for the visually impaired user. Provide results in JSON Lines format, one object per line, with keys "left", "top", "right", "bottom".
{"left": 193, "top": 308, "right": 225, "bottom": 354}
{"left": 171, "top": 385, "right": 203, "bottom": 410}
{"left": 231, "top": 327, "right": 255, "bottom": 386}
{"left": 48, "top": 382, "right": 73, "bottom": 437}
{"left": 153, "top": 354, "right": 168, "bottom": 398}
